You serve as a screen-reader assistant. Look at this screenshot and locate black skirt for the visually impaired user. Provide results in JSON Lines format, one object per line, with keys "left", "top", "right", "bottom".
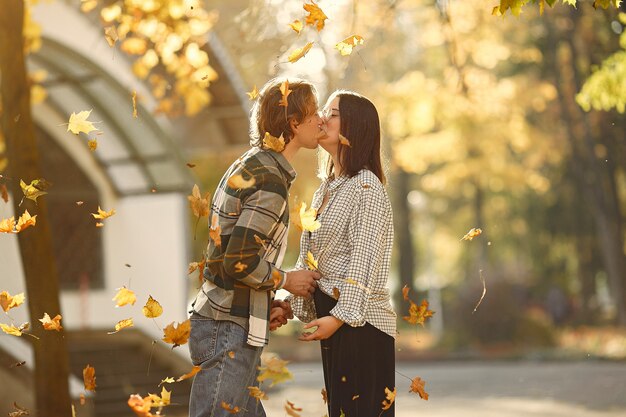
{"left": 314, "top": 289, "right": 395, "bottom": 417}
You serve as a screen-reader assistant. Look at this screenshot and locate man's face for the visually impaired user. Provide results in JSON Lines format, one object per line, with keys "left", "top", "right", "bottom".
{"left": 291, "top": 98, "right": 324, "bottom": 150}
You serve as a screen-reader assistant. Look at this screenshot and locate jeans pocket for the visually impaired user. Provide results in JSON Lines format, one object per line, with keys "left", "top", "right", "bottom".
{"left": 189, "top": 318, "right": 219, "bottom": 366}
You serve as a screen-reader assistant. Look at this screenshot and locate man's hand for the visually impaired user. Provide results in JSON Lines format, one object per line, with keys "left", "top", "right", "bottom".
{"left": 298, "top": 316, "right": 343, "bottom": 341}
{"left": 283, "top": 269, "right": 321, "bottom": 298}
{"left": 269, "top": 299, "right": 294, "bottom": 331}
{"left": 272, "top": 299, "right": 293, "bottom": 320}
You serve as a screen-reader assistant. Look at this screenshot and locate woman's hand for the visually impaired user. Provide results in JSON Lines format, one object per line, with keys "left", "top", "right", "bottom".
{"left": 299, "top": 316, "right": 343, "bottom": 341}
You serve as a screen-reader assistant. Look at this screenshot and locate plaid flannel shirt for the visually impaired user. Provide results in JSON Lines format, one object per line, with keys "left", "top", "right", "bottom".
{"left": 191, "top": 147, "right": 295, "bottom": 346}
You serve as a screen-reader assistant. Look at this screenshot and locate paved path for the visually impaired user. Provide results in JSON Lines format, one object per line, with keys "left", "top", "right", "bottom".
{"left": 261, "top": 361, "right": 626, "bottom": 417}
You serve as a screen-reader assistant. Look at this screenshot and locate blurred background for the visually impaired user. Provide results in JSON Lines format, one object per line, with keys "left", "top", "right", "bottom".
{"left": 0, "top": 0, "right": 625, "bottom": 416}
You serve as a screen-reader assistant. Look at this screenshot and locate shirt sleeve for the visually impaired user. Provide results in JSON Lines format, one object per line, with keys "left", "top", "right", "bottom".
{"left": 222, "top": 174, "right": 288, "bottom": 291}
{"left": 330, "top": 180, "right": 389, "bottom": 327}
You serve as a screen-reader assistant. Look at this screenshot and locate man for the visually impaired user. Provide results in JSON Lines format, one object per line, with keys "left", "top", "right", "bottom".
{"left": 188, "top": 78, "right": 322, "bottom": 417}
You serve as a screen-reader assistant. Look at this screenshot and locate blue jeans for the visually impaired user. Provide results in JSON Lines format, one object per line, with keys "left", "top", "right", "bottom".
{"left": 188, "top": 314, "right": 266, "bottom": 417}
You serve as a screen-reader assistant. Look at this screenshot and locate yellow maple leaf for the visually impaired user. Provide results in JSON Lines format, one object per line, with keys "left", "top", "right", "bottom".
{"left": 285, "top": 400, "right": 303, "bottom": 417}
{"left": 91, "top": 206, "right": 116, "bottom": 220}
{"left": 403, "top": 299, "right": 434, "bottom": 326}
{"left": 288, "top": 19, "right": 304, "bottom": 34}
{"left": 83, "top": 364, "right": 97, "bottom": 391}
{"left": 220, "top": 401, "right": 240, "bottom": 414}
{"left": 227, "top": 174, "right": 256, "bottom": 190}
{"left": 112, "top": 286, "right": 137, "bottom": 307}
{"left": 381, "top": 386, "right": 396, "bottom": 411}
{"left": 127, "top": 394, "right": 153, "bottom": 417}
{"left": 257, "top": 355, "right": 293, "bottom": 386}
{"left": 39, "top": 313, "right": 62, "bottom": 331}
{"left": 409, "top": 376, "right": 429, "bottom": 400}
{"left": 177, "top": 365, "right": 201, "bottom": 382}
{"left": 305, "top": 251, "right": 318, "bottom": 271}
{"left": 104, "top": 26, "right": 118, "bottom": 47}
{"left": 248, "top": 386, "right": 268, "bottom": 402}
{"left": 0, "top": 291, "right": 25, "bottom": 312}
{"left": 338, "top": 134, "right": 352, "bottom": 147}
{"left": 209, "top": 214, "right": 222, "bottom": 247}
{"left": 246, "top": 85, "right": 259, "bottom": 100}
{"left": 146, "top": 387, "right": 171, "bottom": 408}
{"left": 188, "top": 184, "right": 210, "bottom": 218}
{"left": 0, "top": 216, "right": 16, "bottom": 233}
{"left": 262, "top": 132, "right": 286, "bottom": 153}
{"left": 159, "top": 377, "right": 175, "bottom": 386}
{"left": 20, "top": 178, "right": 50, "bottom": 203}
{"left": 108, "top": 318, "right": 134, "bottom": 334}
{"left": 16, "top": 210, "right": 37, "bottom": 233}
{"left": 67, "top": 110, "right": 98, "bottom": 135}
{"left": 461, "top": 227, "right": 482, "bottom": 241}
{"left": 162, "top": 319, "right": 191, "bottom": 348}
{"left": 0, "top": 323, "right": 24, "bottom": 337}
{"left": 299, "top": 202, "right": 321, "bottom": 232}
{"left": 288, "top": 42, "right": 314, "bottom": 63}
{"left": 304, "top": 1, "right": 328, "bottom": 31}
{"left": 335, "top": 35, "right": 364, "bottom": 56}
{"left": 279, "top": 80, "right": 291, "bottom": 107}
{"left": 142, "top": 295, "right": 163, "bottom": 318}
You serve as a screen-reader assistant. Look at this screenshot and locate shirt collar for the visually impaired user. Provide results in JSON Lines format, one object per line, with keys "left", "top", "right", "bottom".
{"left": 266, "top": 150, "right": 297, "bottom": 184}
{"left": 325, "top": 174, "right": 349, "bottom": 193}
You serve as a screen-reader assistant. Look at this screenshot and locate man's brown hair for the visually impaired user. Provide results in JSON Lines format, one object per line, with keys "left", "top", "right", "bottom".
{"left": 249, "top": 77, "right": 318, "bottom": 148}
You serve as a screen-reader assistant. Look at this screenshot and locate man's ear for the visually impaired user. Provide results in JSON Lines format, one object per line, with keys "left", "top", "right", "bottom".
{"left": 289, "top": 118, "right": 300, "bottom": 134}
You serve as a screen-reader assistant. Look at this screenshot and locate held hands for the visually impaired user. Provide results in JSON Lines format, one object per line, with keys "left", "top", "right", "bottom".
{"left": 269, "top": 299, "right": 294, "bottom": 331}
{"left": 283, "top": 269, "right": 321, "bottom": 298}
{"left": 299, "top": 315, "right": 343, "bottom": 341}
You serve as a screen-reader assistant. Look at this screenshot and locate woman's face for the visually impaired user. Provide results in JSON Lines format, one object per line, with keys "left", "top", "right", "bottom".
{"left": 319, "top": 96, "right": 341, "bottom": 156}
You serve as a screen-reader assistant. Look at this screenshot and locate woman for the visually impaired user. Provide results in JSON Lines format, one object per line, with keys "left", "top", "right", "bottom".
{"left": 289, "top": 90, "right": 396, "bottom": 416}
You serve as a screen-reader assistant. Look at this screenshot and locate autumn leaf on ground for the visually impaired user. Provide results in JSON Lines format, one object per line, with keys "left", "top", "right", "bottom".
{"left": 305, "top": 251, "right": 318, "bottom": 271}
{"left": 257, "top": 355, "right": 293, "bottom": 386}
{"left": 132, "top": 90, "right": 138, "bottom": 118}
{"left": 461, "top": 228, "right": 482, "bottom": 241}
{"left": 409, "top": 376, "right": 429, "bottom": 400}
{"left": 288, "top": 42, "right": 314, "bottom": 63}
{"left": 288, "top": 19, "right": 304, "bottom": 34}
{"left": 0, "top": 323, "right": 24, "bottom": 337}
{"left": 304, "top": 1, "right": 328, "bottom": 31}
{"left": 1, "top": 291, "right": 25, "bottom": 312}
{"left": 1, "top": 184, "right": 8, "bottom": 203}
{"left": 381, "top": 387, "right": 396, "bottom": 411}
{"left": 127, "top": 394, "right": 153, "bottom": 417}
{"left": 39, "top": 313, "right": 62, "bottom": 331}
{"left": 20, "top": 178, "right": 51, "bottom": 203}
{"left": 8, "top": 402, "right": 29, "bottom": 417}
{"left": 67, "top": 110, "right": 98, "bottom": 135}
{"left": 248, "top": 386, "right": 268, "bottom": 402}
{"left": 83, "top": 365, "right": 97, "bottom": 391}
{"left": 227, "top": 174, "right": 256, "bottom": 189}
{"left": 402, "top": 285, "right": 410, "bottom": 301}
{"left": 92, "top": 206, "right": 116, "bottom": 220}
{"left": 177, "top": 365, "right": 201, "bottom": 382}
{"left": 209, "top": 214, "right": 222, "bottom": 247}
{"left": 162, "top": 319, "right": 191, "bottom": 348}
{"left": 220, "top": 401, "right": 240, "bottom": 414}
{"left": 262, "top": 132, "right": 286, "bottom": 152}
{"left": 108, "top": 318, "right": 134, "bottom": 334}
{"left": 104, "top": 26, "right": 118, "bottom": 47}
{"left": 335, "top": 35, "right": 364, "bottom": 56}
{"left": 142, "top": 295, "right": 163, "bottom": 318}
{"left": 279, "top": 80, "right": 291, "bottom": 107}
{"left": 403, "top": 299, "right": 434, "bottom": 326}
{"left": 113, "top": 286, "right": 137, "bottom": 307}
{"left": 246, "top": 85, "right": 259, "bottom": 100}
{"left": 188, "top": 184, "right": 210, "bottom": 218}
{"left": 284, "top": 400, "right": 303, "bottom": 417}
{"left": 299, "top": 202, "right": 321, "bottom": 232}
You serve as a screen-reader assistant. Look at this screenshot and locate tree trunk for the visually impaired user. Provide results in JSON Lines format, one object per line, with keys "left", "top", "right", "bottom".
{"left": 391, "top": 168, "right": 417, "bottom": 306}
{"left": 0, "top": 1, "right": 72, "bottom": 415}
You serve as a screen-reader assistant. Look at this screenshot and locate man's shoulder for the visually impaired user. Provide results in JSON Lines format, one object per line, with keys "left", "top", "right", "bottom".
{"left": 239, "top": 148, "right": 285, "bottom": 183}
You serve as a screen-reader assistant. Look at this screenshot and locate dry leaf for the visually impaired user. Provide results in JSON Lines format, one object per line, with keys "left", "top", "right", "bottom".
{"left": 68, "top": 110, "right": 98, "bottom": 135}
{"left": 95, "top": 222, "right": 104, "bottom": 228}
{"left": 8, "top": 402, "right": 29, "bottom": 417}
{"left": 272, "top": 270, "right": 283, "bottom": 289}
{"left": 332, "top": 287, "right": 340, "bottom": 300}
{"left": 112, "top": 286, "right": 137, "bottom": 307}
{"left": 402, "top": 285, "right": 410, "bottom": 301}
{"left": 461, "top": 228, "right": 482, "bottom": 241}
{"left": 338, "top": 134, "right": 351, "bottom": 147}
{"left": 0, "top": 323, "right": 24, "bottom": 337}
{"left": 39, "top": 313, "right": 62, "bottom": 331}
{"left": 220, "top": 401, "right": 240, "bottom": 414}
{"left": 262, "top": 132, "right": 286, "bottom": 152}
{"left": 279, "top": 80, "right": 291, "bottom": 107}
{"left": 142, "top": 295, "right": 163, "bottom": 318}
{"left": 352, "top": 395, "right": 360, "bottom": 400}
{"left": 0, "top": 216, "right": 16, "bottom": 233}
{"left": 227, "top": 174, "right": 256, "bottom": 189}
{"left": 299, "top": 202, "right": 321, "bottom": 232}
{"left": 381, "top": 387, "right": 396, "bottom": 411}
{"left": 15, "top": 210, "right": 37, "bottom": 233}
{"left": 188, "top": 257, "right": 206, "bottom": 284}
{"left": 409, "top": 376, "right": 429, "bottom": 400}
{"left": 87, "top": 139, "right": 98, "bottom": 151}
{"left": 92, "top": 206, "right": 116, "bottom": 220}
{"left": 177, "top": 365, "right": 201, "bottom": 382}
{"left": 20, "top": 178, "right": 50, "bottom": 203}
{"left": 0, "top": 291, "right": 25, "bottom": 312}
{"left": 108, "top": 318, "right": 134, "bottom": 334}
{"left": 304, "top": 1, "right": 328, "bottom": 31}
{"left": 104, "top": 26, "right": 118, "bottom": 47}
{"left": 0, "top": 184, "right": 8, "bottom": 203}
{"left": 186, "top": 163, "right": 196, "bottom": 168}
{"left": 288, "top": 20, "right": 304, "bottom": 34}
{"left": 246, "top": 85, "right": 259, "bottom": 100}
{"left": 248, "top": 386, "right": 268, "bottom": 402}
{"left": 76, "top": 201, "right": 84, "bottom": 206}
{"left": 288, "top": 42, "right": 314, "bottom": 63}
{"left": 257, "top": 356, "right": 293, "bottom": 386}
{"left": 305, "top": 251, "right": 318, "bottom": 271}
{"left": 146, "top": 387, "right": 171, "bottom": 408}
{"left": 403, "top": 299, "right": 434, "bottom": 326}
{"left": 79, "top": 393, "right": 86, "bottom": 405}
{"left": 83, "top": 365, "right": 97, "bottom": 391}
{"left": 162, "top": 319, "right": 191, "bottom": 348}
{"left": 127, "top": 394, "right": 153, "bottom": 417}
{"left": 188, "top": 184, "right": 210, "bottom": 218}
{"left": 285, "top": 400, "right": 303, "bottom": 417}
{"left": 321, "top": 388, "right": 328, "bottom": 404}
{"left": 159, "top": 377, "right": 175, "bottom": 386}
{"left": 209, "top": 214, "right": 222, "bottom": 247}
{"left": 132, "top": 90, "right": 138, "bottom": 118}
{"left": 228, "top": 351, "right": 236, "bottom": 359}
{"left": 335, "top": 35, "right": 364, "bottom": 56}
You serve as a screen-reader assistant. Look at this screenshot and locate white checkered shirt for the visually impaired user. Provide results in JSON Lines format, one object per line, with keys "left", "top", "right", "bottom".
{"left": 289, "top": 169, "right": 397, "bottom": 338}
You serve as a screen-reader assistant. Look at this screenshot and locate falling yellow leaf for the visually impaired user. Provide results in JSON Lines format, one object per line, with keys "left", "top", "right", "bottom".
{"left": 0, "top": 217, "right": 16, "bottom": 234}
{"left": 381, "top": 387, "right": 396, "bottom": 411}
{"left": 127, "top": 394, "right": 153, "bottom": 417}
{"left": 159, "top": 377, "right": 175, "bottom": 386}
{"left": 409, "top": 376, "right": 429, "bottom": 400}
{"left": 95, "top": 222, "right": 104, "bottom": 228}
{"left": 335, "top": 35, "right": 365, "bottom": 56}
{"left": 272, "top": 270, "right": 283, "bottom": 289}
{"left": 146, "top": 387, "right": 171, "bottom": 408}
{"left": 188, "top": 257, "right": 206, "bottom": 284}
{"left": 234, "top": 262, "right": 247, "bottom": 273}
{"left": 108, "top": 318, "right": 134, "bottom": 334}
{"left": 288, "top": 42, "right": 314, "bottom": 63}
{"left": 402, "top": 285, "right": 410, "bottom": 301}
{"left": 403, "top": 299, "right": 434, "bottom": 326}
{"left": 288, "top": 19, "right": 304, "bottom": 34}
{"left": 162, "top": 319, "right": 191, "bottom": 348}
{"left": 262, "top": 132, "right": 286, "bottom": 153}
{"left": 299, "top": 202, "right": 321, "bottom": 232}
{"left": 332, "top": 287, "right": 340, "bottom": 300}
{"left": 209, "top": 214, "right": 222, "bottom": 247}
{"left": 248, "top": 386, "right": 268, "bottom": 402}
{"left": 220, "top": 401, "right": 240, "bottom": 414}
{"left": 227, "top": 174, "right": 256, "bottom": 189}
{"left": 285, "top": 400, "right": 303, "bottom": 417}
{"left": 112, "top": 286, "right": 137, "bottom": 307}
{"left": 83, "top": 365, "right": 97, "bottom": 391}
{"left": 142, "top": 295, "right": 163, "bottom": 318}
{"left": 132, "top": 90, "right": 138, "bottom": 118}
{"left": 20, "top": 178, "right": 50, "bottom": 203}
{"left": 176, "top": 365, "right": 201, "bottom": 381}
{"left": 8, "top": 402, "right": 29, "bottom": 417}
{"left": 39, "top": 313, "right": 62, "bottom": 331}
{"left": 68, "top": 110, "right": 98, "bottom": 135}
{"left": 279, "top": 80, "right": 291, "bottom": 107}
{"left": 305, "top": 251, "right": 318, "bottom": 271}
{"left": 188, "top": 184, "right": 210, "bottom": 218}
{"left": 0, "top": 291, "right": 25, "bottom": 312}
{"left": 257, "top": 355, "right": 293, "bottom": 386}
{"left": 0, "top": 323, "right": 23, "bottom": 337}
{"left": 461, "top": 228, "right": 482, "bottom": 241}
{"left": 338, "top": 134, "right": 351, "bottom": 147}
{"left": 92, "top": 206, "right": 116, "bottom": 220}
{"left": 87, "top": 139, "right": 98, "bottom": 151}
{"left": 304, "top": 1, "right": 328, "bottom": 31}
{"left": 104, "top": 26, "right": 118, "bottom": 47}
{"left": 246, "top": 85, "right": 259, "bottom": 100}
